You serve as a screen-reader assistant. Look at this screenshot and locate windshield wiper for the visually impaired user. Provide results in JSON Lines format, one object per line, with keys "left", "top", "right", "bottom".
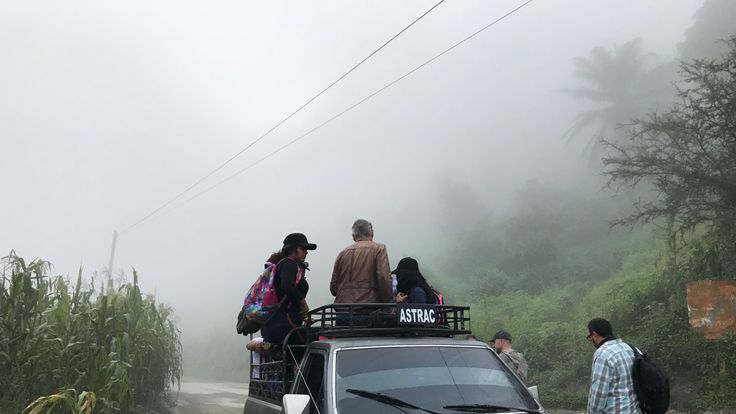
{"left": 346, "top": 388, "right": 441, "bottom": 414}
{"left": 443, "top": 403, "right": 537, "bottom": 413}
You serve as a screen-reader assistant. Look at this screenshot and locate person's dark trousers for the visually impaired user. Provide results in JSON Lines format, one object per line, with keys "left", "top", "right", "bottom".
{"left": 262, "top": 309, "right": 304, "bottom": 346}
{"left": 335, "top": 312, "right": 373, "bottom": 327}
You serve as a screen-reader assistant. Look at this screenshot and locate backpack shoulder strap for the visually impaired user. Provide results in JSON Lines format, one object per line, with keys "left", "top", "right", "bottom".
{"left": 278, "top": 257, "right": 303, "bottom": 283}
{"left": 627, "top": 343, "right": 642, "bottom": 357}
{"left": 275, "top": 257, "right": 288, "bottom": 269}
{"left": 274, "top": 257, "right": 295, "bottom": 278}
{"left": 433, "top": 288, "right": 443, "bottom": 304}
{"left": 274, "top": 258, "right": 303, "bottom": 291}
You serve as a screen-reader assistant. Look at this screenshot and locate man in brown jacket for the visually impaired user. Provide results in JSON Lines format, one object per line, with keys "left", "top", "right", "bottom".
{"left": 330, "top": 219, "right": 392, "bottom": 304}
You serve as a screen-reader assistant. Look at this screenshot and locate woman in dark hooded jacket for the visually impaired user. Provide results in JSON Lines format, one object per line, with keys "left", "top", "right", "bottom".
{"left": 392, "top": 257, "right": 435, "bottom": 305}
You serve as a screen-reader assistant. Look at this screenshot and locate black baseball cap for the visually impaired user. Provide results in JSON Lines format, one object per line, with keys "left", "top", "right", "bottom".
{"left": 283, "top": 233, "right": 317, "bottom": 250}
{"left": 491, "top": 330, "right": 512, "bottom": 342}
{"left": 392, "top": 257, "right": 419, "bottom": 274}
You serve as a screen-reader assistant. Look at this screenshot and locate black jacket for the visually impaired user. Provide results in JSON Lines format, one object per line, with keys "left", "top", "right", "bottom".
{"left": 273, "top": 258, "right": 309, "bottom": 309}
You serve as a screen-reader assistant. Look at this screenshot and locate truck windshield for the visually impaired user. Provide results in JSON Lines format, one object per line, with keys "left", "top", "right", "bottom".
{"left": 335, "top": 346, "right": 539, "bottom": 414}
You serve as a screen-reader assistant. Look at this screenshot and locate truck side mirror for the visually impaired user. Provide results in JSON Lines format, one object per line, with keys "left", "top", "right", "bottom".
{"left": 527, "top": 385, "right": 539, "bottom": 401}
{"left": 283, "top": 394, "right": 310, "bottom": 414}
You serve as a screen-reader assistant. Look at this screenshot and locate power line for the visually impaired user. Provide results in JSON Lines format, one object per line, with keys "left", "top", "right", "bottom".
{"left": 121, "top": 0, "right": 446, "bottom": 233}
{"left": 146, "top": 0, "right": 536, "bottom": 219}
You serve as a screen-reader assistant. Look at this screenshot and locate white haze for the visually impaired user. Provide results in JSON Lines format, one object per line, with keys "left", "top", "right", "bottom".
{"left": 0, "top": 0, "right": 704, "bottom": 374}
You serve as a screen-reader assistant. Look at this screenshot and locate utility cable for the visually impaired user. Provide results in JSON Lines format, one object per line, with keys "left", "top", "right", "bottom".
{"left": 151, "top": 0, "right": 536, "bottom": 215}
{"left": 287, "top": 344, "right": 322, "bottom": 414}
{"left": 121, "top": 0, "right": 446, "bottom": 233}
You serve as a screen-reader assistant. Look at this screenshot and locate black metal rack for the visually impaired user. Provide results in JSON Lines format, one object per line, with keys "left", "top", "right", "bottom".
{"left": 305, "top": 303, "right": 471, "bottom": 338}
{"left": 248, "top": 341, "right": 306, "bottom": 405}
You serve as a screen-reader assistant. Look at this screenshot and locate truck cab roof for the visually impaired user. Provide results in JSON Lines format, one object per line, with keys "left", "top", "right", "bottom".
{"left": 310, "top": 336, "right": 487, "bottom": 350}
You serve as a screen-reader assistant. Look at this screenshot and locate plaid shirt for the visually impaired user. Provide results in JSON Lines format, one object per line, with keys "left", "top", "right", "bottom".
{"left": 587, "top": 339, "right": 641, "bottom": 414}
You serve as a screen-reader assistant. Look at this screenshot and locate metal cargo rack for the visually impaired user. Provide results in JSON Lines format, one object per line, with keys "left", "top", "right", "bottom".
{"left": 305, "top": 303, "right": 471, "bottom": 338}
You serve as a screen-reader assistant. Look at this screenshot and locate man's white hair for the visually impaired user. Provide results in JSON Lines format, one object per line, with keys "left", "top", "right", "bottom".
{"left": 352, "top": 219, "right": 373, "bottom": 238}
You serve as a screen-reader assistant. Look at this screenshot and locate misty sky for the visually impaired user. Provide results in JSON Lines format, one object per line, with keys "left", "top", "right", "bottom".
{"left": 1, "top": 1, "right": 704, "bottom": 338}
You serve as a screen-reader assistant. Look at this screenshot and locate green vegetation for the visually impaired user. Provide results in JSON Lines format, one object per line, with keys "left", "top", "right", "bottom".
{"left": 604, "top": 37, "right": 736, "bottom": 249}
{"left": 0, "top": 252, "right": 182, "bottom": 414}
{"left": 434, "top": 184, "right": 736, "bottom": 410}
{"left": 23, "top": 390, "right": 96, "bottom": 414}
{"left": 433, "top": 36, "right": 736, "bottom": 411}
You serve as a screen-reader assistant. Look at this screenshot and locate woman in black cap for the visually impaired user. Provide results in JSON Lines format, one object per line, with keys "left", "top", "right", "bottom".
{"left": 261, "top": 233, "right": 316, "bottom": 348}
{"left": 393, "top": 257, "right": 436, "bottom": 305}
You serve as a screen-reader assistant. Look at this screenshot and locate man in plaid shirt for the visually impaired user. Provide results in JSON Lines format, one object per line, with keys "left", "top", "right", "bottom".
{"left": 586, "top": 318, "right": 641, "bottom": 414}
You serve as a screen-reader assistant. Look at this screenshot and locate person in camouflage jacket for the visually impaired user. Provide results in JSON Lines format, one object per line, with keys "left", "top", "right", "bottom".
{"left": 491, "top": 330, "right": 529, "bottom": 383}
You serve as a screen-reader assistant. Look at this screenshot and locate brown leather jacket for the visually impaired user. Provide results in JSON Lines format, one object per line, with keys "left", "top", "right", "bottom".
{"left": 330, "top": 240, "right": 392, "bottom": 304}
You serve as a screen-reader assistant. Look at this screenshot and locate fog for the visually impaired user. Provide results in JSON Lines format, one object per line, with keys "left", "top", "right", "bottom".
{"left": 1, "top": 0, "right": 706, "bottom": 379}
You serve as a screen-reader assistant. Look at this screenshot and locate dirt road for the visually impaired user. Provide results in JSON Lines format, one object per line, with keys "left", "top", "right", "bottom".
{"left": 172, "top": 379, "right": 247, "bottom": 414}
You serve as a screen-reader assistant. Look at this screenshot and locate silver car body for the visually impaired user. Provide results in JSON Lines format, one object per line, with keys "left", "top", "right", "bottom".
{"left": 243, "top": 336, "right": 542, "bottom": 414}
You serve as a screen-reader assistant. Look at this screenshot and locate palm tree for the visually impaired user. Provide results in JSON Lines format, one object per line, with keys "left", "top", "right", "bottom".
{"left": 563, "top": 38, "right": 657, "bottom": 159}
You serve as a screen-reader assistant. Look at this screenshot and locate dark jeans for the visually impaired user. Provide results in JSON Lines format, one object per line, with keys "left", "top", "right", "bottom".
{"left": 262, "top": 309, "right": 304, "bottom": 345}
{"left": 335, "top": 313, "right": 372, "bottom": 327}
{"left": 262, "top": 308, "right": 307, "bottom": 367}
{"left": 335, "top": 310, "right": 395, "bottom": 328}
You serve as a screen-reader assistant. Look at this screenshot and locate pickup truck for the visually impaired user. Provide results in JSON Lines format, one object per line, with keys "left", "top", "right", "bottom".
{"left": 244, "top": 304, "right": 544, "bottom": 414}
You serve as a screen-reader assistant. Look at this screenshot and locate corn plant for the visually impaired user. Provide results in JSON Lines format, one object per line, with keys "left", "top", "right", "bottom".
{"left": 0, "top": 252, "right": 182, "bottom": 413}
{"left": 22, "top": 390, "right": 96, "bottom": 414}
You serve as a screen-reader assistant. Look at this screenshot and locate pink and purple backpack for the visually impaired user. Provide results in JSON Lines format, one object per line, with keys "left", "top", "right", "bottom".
{"left": 236, "top": 259, "right": 302, "bottom": 335}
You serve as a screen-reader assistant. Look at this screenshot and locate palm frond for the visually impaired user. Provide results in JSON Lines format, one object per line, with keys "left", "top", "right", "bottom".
{"left": 562, "top": 108, "right": 610, "bottom": 143}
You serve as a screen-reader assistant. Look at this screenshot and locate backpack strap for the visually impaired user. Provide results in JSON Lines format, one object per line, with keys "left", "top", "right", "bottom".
{"left": 627, "top": 343, "right": 642, "bottom": 357}
{"left": 431, "top": 287, "right": 443, "bottom": 305}
{"left": 276, "top": 258, "right": 303, "bottom": 284}
{"left": 272, "top": 259, "right": 289, "bottom": 310}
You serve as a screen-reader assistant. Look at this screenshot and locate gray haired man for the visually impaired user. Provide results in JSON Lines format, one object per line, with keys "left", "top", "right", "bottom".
{"left": 330, "top": 219, "right": 392, "bottom": 304}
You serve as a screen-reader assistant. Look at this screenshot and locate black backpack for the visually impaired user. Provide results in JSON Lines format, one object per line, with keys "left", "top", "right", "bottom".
{"left": 627, "top": 344, "right": 670, "bottom": 414}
